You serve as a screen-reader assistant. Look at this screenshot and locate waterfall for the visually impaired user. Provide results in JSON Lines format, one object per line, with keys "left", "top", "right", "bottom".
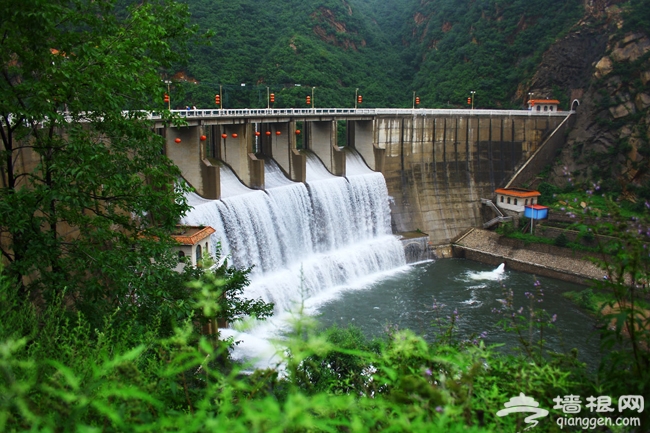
{"left": 182, "top": 153, "right": 407, "bottom": 317}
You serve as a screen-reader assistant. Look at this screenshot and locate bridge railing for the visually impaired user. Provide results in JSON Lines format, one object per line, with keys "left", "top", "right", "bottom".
{"left": 147, "top": 108, "right": 572, "bottom": 120}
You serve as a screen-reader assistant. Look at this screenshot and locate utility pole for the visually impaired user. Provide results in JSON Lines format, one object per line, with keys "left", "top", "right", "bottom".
{"left": 470, "top": 90, "right": 476, "bottom": 110}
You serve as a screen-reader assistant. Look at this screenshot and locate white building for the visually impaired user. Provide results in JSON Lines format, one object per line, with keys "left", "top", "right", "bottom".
{"left": 495, "top": 188, "right": 541, "bottom": 214}
{"left": 528, "top": 99, "right": 560, "bottom": 112}
{"left": 171, "top": 225, "right": 215, "bottom": 271}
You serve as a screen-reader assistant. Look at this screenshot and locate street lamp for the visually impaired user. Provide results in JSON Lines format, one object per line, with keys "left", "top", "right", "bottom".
{"left": 528, "top": 92, "right": 534, "bottom": 110}
{"left": 470, "top": 90, "right": 476, "bottom": 110}
{"left": 355, "top": 88, "right": 359, "bottom": 109}
{"left": 312, "top": 86, "right": 315, "bottom": 110}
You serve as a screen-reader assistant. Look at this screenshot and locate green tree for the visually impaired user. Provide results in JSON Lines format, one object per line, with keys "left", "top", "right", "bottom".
{"left": 0, "top": 0, "right": 197, "bottom": 328}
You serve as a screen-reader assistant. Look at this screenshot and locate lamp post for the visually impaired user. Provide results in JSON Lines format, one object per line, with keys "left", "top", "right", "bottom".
{"left": 470, "top": 90, "right": 476, "bottom": 110}
{"left": 267, "top": 86, "right": 270, "bottom": 109}
{"left": 164, "top": 80, "right": 171, "bottom": 110}
{"left": 528, "top": 92, "right": 534, "bottom": 110}
{"left": 312, "top": 86, "right": 315, "bottom": 111}
{"left": 355, "top": 88, "right": 359, "bottom": 109}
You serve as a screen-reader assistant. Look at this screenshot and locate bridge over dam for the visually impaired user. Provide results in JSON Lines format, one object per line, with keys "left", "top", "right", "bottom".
{"left": 153, "top": 108, "right": 573, "bottom": 244}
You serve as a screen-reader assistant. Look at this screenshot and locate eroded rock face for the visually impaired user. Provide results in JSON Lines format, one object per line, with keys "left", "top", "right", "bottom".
{"left": 610, "top": 34, "right": 650, "bottom": 62}
{"left": 528, "top": 27, "right": 608, "bottom": 99}
{"left": 635, "top": 93, "right": 650, "bottom": 111}
{"left": 609, "top": 101, "right": 636, "bottom": 118}
{"left": 540, "top": 23, "right": 650, "bottom": 194}
{"left": 595, "top": 56, "right": 613, "bottom": 78}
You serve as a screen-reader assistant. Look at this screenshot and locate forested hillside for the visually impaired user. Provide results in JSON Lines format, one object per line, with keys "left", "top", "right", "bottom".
{"left": 176, "top": 0, "right": 586, "bottom": 109}
{"left": 175, "top": 0, "right": 650, "bottom": 200}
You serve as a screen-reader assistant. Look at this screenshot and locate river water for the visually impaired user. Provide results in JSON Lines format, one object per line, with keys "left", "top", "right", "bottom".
{"left": 224, "top": 259, "right": 601, "bottom": 370}
{"left": 313, "top": 259, "right": 601, "bottom": 363}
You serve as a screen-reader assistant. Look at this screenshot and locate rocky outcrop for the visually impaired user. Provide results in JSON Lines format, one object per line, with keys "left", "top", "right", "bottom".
{"left": 547, "top": 26, "right": 650, "bottom": 196}
{"left": 311, "top": 7, "right": 365, "bottom": 50}
{"left": 525, "top": 26, "right": 608, "bottom": 103}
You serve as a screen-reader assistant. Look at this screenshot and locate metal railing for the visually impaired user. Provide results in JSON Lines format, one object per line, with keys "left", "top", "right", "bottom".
{"left": 147, "top": 107, "right": 573, "bottom": 120}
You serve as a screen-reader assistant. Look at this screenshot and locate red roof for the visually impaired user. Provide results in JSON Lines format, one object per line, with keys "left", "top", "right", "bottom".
{"left": 495, "top": 188, "right": 541, "bottom": 198}
{"left": 529, "top": 99, "right": 560, "bottom": 105}
{"left": 171, "top": 226, "right": 215, "bottom": 245}
{"left": 525, "top": 204, "right": 548, "bottom": 210}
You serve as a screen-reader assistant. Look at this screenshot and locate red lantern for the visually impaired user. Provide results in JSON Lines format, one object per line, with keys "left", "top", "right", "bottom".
{"left": 275, "top": 131, "right": 281, "bottom": 136}
{"left": 306, "top": 95, "right": 311, "bottom": 105}
{"left": 357, "top": 95, "right": 362, "bottom": 104}
{"left": 265, "top": 131, "right": 271, "bottom": 136}
{"left": 215, "top": 94, "right": 220, "bottom": 105}
{"left": 255, "top": 131, "right": 261, "bottom": 136}
{"left": 415, "top": 96, "right": 420, "bottom": 105}
{"left": 164, "top": 94, "right": 170, "bottom": 103}
{"left": 174, "top": 138, "right": 181, "bottom": 143}
{"left": 270, "top": 93, "right": 275, "bottom": 103}
{"left": 467, "top": 97, "right": 471, "bottom": 105}
{"left": 221, "top": 133, "right": 227, "bottom": 139}
{"left": 200, "top": 135, "right": 207, "bottom": 141}
{"left": 232, "top": 133, "right": 238, "bottom": 138}
{"left": 295, "top": 129, "right": 301, "bottom": 135}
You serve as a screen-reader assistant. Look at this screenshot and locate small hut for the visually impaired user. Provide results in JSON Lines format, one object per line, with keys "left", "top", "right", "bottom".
{"left": 171, "top": 225, "right": 215, "bottom": 271}
{"left": 528, "top": 99, "right": 560, "bottom": 112}
{"left": 495, "top": 188, "right": 541, "bottom": 214}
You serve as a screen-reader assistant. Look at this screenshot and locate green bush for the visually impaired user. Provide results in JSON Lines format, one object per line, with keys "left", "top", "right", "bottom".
{"left": 553, "top": 232, "right": 568, "bottom": 247}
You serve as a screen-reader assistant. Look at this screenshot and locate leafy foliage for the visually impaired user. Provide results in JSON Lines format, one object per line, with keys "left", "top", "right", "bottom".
{"left": 0, "top": 0, "right": 198, "bottom": 328}
{"left": 175, "top": 0, "right": 585, "bottom": 109}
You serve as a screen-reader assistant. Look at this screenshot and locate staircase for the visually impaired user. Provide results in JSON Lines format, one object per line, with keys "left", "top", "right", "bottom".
{"left": 481, "top": 198, "right": 512, "bottom": 228}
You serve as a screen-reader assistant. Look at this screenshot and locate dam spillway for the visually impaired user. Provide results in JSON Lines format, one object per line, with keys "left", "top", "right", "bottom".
{"left": 181, "top": 152, "right": 407, "bottom": 314}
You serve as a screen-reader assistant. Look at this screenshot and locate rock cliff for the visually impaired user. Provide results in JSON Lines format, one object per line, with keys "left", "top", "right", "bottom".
{"left": 528, "top": 1, "right": 650, "bottom": 203}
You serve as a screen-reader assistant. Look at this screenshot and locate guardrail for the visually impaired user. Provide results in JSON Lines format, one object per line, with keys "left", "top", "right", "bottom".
{"left": 147, "top": 107, "right": 573, "bottom": 120}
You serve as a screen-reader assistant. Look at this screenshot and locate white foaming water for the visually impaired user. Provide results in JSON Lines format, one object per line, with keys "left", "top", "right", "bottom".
{"left": 466, "top": 263, "right": 506, "bottom": 281}
{"left": 182, "top": 153, "right": 407, "bottom": 366}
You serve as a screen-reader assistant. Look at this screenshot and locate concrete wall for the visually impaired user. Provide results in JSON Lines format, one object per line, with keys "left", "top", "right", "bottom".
{"left": 308, "top": 121, "right": 345, "bottom": 176}
{"left": 377, "top": 114, "right": 565, "bottom": 244}
{"left": 506, "top": 114, "right": 575, "bottom": 189}
{"left": 165, "top": 126, "right": 222, "bottom": 198}
{"left": 220, "top": 123, "right": 265, "bottom": 189}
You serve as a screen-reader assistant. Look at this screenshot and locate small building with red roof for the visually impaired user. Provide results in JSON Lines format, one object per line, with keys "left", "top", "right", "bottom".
{"left": 495, "top": 187, "right": 541, "bottom": 214}
{"left": 171, "top": 225, "right": 215, "bottom": 271}
{"left": 528, "top": 99, "right": 560, "bottom": 112}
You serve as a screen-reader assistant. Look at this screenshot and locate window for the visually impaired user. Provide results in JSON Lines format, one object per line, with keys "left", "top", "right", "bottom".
{"left": 178, "top": 250, "right": 185, "bottom": 261}
{"left": 525, "top": 199, "right": 528, "bottom": 205}
{"left": 544, "top": 106, "right": 548, "bottom": 111}
{"left": 500, "top": 195, "right": 504, "bottom": 203}
{"left": 196, "top": 244, "right": 202, "bottom": 264}
{"left": 514, "top": 198, "right": 518, "bottom": 205}
{"left": 550, "top": 106, "right": 554, "bottom": 111}
{"left": 507, "top": 197, "right": 511, "bottom": 204}
{"left": 537, "top": 106, "right": 541, "bottom": 111}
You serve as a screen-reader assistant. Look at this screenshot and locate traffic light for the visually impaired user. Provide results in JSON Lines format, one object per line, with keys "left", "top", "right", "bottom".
{"left": 415, "top": 96, "right": 420, "bottom": 105}
{"left": 357, "top": 95, "right": 363, "bottom": 104}
{"left": 270, "top": 93, "right": 275, "bottom": 103}
{"left": 164, "top": 94, "right": 170, "bottom": 103}
{"left": 306, "top": 95, "right": 311, "bottom": 105}
{"left": 467, "top": 97, "right": 472, "bottom": 105}
{"left": 215, "top": 94, "right": 220, "bottom": 105}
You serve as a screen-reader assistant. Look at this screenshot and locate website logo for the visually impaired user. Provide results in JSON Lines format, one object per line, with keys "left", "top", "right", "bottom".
{"left": 496, "top": 393, "right": 549, "bottom": 430}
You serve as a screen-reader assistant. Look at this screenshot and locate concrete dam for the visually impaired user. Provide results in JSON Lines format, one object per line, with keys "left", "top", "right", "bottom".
{"left": 158, "top": 108, "right": 571, "bottom": 246}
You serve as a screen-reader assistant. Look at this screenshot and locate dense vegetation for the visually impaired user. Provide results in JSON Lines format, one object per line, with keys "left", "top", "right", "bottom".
{"left": 174, "top": 0, "right": 585, "bottom": 109}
